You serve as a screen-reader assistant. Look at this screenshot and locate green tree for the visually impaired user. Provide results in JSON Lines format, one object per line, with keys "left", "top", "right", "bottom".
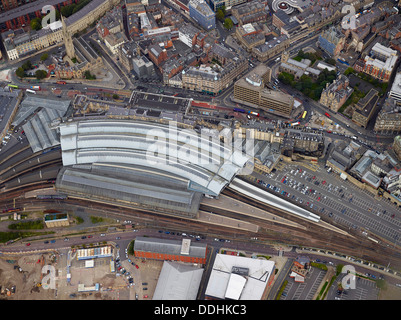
{"left": 84, "top": 70, "right": 96, "bottom": 80}
{"left": 21, "top": 60, "right": 32, "bottom": 71}
{"left": 344, "top": 67, "right": 354, "bottom": 76}
{"left": 112, "top": 93, "right": 119, "bottom": 99}
{"left": 216, "top": 9, "right": 225, "bottom": 22}
{"left": 223, "top": 18, "right": 233, "bottom": 30}
{"left": 16, "top": 67, "right": 25, "bottom": 78}
{"left": 40, "top": 53, "right": 48, "bottom": 61}
{"left": 30, "top": 17, "right": 42, "bottom": 31}
{"left": 35, "top": 70, "right": 48, "bottom": 79}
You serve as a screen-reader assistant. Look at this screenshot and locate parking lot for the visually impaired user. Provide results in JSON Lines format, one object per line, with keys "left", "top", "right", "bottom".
{"left": 254, "top": 161, "right": 401, "bottom": 244}
{"left": 326, "top": 274, "right": 380, "bottom": 300}
{"left": 280, "top": 265, "right": 327, "bottom": 300}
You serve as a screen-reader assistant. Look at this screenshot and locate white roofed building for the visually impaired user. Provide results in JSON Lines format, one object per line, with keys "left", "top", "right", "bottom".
{"left": 205, "top": 254, "right": 275, "bottom": 300}
{"left": 153, "top": 261, "right": 204, "bottom": 300}
{"left": 360, "top": 43, "right": 398, "bottom": 82}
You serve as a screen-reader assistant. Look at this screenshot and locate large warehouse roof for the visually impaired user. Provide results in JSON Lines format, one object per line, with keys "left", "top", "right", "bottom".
{"left": 134, "top": 237, "right": 207, "bottom": 259}
{"left": 205, "top": 254, "right": 275, "bottom": 300}
{"left": 58, "top": 119, "right": 251, "bottom": 196}
{"left": 153, "top": 261, "right": 204, "bottom": 300}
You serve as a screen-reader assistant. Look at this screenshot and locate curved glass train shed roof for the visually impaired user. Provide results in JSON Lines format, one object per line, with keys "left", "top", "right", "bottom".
{"left": 59, "top": 119, "right": 252, "bottom": 196}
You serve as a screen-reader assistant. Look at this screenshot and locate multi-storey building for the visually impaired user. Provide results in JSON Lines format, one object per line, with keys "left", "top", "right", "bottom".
{"left": 178, "top": 23, "right": 200, "bottom": 48}
{"left": 233, "top": 64, "right": 294, "bottom": 118}
{"left": 2, "top": 20, "right": 63, "bottom": 60}
{"left": 359, "top": 43, "right": 398, "bottom": 82}
{"left": 182, "top": 55, "right": 247, "bottom": 95}
{"left": 188, "top": 0, "right": 215, "bottom": 31}
{"left": 317, "top": 26, "right": 346, "bottom": 57}
{"left": 389, "top": 72, "right": 401, "bottom": 104}
{"left": 231, "top": 0, "right": 267, "bottom": 26}
{"left": 208, "top": 0, "right": 246, "bottom": 12}
{"left": 64, "top": 0, "right": 120, "bottom": 35}
{"left": 252, "top": 34, "right": 289, "bottom": 62}
{"left": 132, "top": 55, "right": 156, "bottom": 79}
{"left": 235, "top": 22, "right": 265, "bottom": 52}
{"left": 374, "top": 98, "right": 401, "bottom": 134}
{"left": 352, "top": 88, "right": 379, "bottom": 128}
{"left": 319, "top": 75, "right": 353, "bottom": 112}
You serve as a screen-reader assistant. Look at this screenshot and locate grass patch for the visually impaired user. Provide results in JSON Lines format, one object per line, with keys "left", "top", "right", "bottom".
{"left": 90, "top": 216, "right": 104, "bottom": 224}
{"left": 276, "top": 280, "right": 288, "bottom": 300}
{"left": 8, "top": 220, "right": 44, "bottom": 230}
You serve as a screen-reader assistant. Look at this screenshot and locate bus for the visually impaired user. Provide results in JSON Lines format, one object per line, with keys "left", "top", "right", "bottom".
{"left": 7, "top": 84, "right": 18, "bottom": 89}
{"left": 302, "top": 111, "right": 307, "bottom": 119}
{"left": 248, "top": 111, "right": 259, "bottom": 117}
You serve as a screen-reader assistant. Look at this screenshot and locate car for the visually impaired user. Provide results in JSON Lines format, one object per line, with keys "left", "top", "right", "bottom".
{"left": 158, "top": 230, "right": 163, "bottom": 233}
{"left": 135, "top": 265, "right": 139, "bottom": 269}
{"left": 143, "top": 295, "right": 148, "bottom": 298}
{"left": 50, "top": 240, "right": 56, "bottom": 243}
{"left": 88, "top": 235, "right": 93, "bottom": 238}
{"left": 81, "top": 236, "right": 87, "bottom": 239}
{"left": 116, "top": 237, "right": 121, "bottom": 240}
{"left": 317, "top": 197, "right": 321, "bottom": 201}
{"left": 26, "top": 243, "right": 31, "bottom": 246}
{"left": 44, "top": 241, "right": 49, "bottom": 244}
{"left": 64, "top": 238, "right": 69, "bottom": 241}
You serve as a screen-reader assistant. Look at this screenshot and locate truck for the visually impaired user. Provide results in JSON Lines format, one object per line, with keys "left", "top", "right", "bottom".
{"left": 30, "top": 86, "right": 40, "bottom": 90}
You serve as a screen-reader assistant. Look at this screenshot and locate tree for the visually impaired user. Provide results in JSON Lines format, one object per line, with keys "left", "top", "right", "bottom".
{"left": 40, "top": 53, "right": 48, "bottom": 61}
{"left": 16, "top": 67, "right": 25, "bottom": 78}
{"left": 21, "top": 60, "right": 32, "bottom": 71}
{"left": 216, "top": 9, "right": 225, "bottom": 22}
{"left": 112, "top": 93, "right": 119, "bottom": 99}
{"left": 35, "top": 70, "right": 48, "bottom": 79}
{"left": 344, "top": 67, "right": 354, "bottom": 76}
{"left": 223, "top": 18, "right": 233, "bottom": 30}
{"left": 84, "top": 70, "right": 96, "bottom": 80}
{"left": 30, "top": 17, "right": 42, "bottom": 31}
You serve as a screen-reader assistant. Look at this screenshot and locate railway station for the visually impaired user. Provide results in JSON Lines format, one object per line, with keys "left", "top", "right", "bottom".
{"left": 56, "top": 119, "right": 252, "bottom": 217}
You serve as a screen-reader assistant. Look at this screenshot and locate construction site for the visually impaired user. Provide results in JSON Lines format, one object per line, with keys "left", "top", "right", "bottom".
{"left": 0, "top": 248, "right": 135, "bottom": 300}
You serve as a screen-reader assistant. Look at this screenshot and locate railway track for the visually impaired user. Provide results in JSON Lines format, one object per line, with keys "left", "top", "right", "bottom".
{"left": 2, "top": 168, "right": 401, "bottom": 270}
{"left": 223, "top": 186, "right": 401, "bottom": 269}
